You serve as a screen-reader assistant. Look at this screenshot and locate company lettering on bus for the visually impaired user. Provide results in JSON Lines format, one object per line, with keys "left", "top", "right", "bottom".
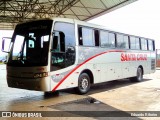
{"left": 121, "top": 53, "right": 147, "bottom": 61}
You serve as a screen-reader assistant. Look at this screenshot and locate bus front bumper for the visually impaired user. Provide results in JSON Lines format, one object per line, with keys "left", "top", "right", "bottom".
{"left": 7, "top": 76, "right": 51, "bottom": 91}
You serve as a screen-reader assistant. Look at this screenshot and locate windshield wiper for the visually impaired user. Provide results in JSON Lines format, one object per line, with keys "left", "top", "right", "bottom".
{"left": 17, "top": 51, "right": 25, "bottom": 64}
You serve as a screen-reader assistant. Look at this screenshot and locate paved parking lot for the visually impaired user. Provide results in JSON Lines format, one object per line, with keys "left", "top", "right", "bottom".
{"left": 0, "top": 64, "right": 160, "bottom": 120}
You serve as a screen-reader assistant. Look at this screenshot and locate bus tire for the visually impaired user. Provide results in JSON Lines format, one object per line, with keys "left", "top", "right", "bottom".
{"left": 130, "top": 67, "right": 143, "bottom": 82}
{"left": 77, "top": 73, "right": 91, "bottom": 94}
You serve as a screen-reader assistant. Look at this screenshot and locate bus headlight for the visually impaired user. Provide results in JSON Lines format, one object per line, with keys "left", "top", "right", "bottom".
{"left": 34, "top": 72, "right": 48, "bottom": 78}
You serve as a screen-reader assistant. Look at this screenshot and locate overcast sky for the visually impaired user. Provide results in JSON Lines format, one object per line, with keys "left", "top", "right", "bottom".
{"left": 0, "top": 0, "right": 160, "bottom": 56}
{"left": 89, "top": 0, "right": 160, "bottom": 49}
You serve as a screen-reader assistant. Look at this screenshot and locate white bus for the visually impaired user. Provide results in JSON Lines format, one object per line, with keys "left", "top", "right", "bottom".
{"left": 2, "top": 18, "right": 156, "bottom": 94}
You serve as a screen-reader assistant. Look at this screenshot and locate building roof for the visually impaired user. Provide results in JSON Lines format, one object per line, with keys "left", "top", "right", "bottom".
{"left": 0, "top": 0, "right": 137, "bottom": 30}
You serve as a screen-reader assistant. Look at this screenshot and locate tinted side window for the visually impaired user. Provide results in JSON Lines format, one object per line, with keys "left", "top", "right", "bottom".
{"left": 148, "top": 39, "right": 154, "bottom": 51}
{"left": 82, "top": 27, "right": 95, "bottom": 46}
{"left": 135, "top": 37, "right": 140, "bottom": 50}
{"left": 51, "top": 22, "right": 76, "bottom": 71}
{"left": 124, "top": 35, "right": 129, "bottom": 49}
{"left": 116, "top": 34, "right": 129, "bottom": 49}
{"left": 116, "top": 34, "right": 124, "bottom": 48}
{"left": 130, "top": 36, "right": 136, "bottom": 49}
{"left": 100, "top": 30, "right": 109, "bottom": 47}
{"left": 141, "top": 38, "right": 148, "bottom": 50}
{"left": 108, "top": 32, "right": 115, "bottom": 48}
{"left": 54, "top": 22, "right": 75, "bottom": 48}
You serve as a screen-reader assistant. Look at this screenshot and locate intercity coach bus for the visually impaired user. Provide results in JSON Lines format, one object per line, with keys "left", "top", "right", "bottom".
{"left": 1, "top": 18, "right": 156, "bottom": 94}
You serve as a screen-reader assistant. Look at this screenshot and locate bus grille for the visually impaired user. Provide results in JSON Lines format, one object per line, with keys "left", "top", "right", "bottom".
{"left": 151, "top": 59, "right": 156, "bottom": 70}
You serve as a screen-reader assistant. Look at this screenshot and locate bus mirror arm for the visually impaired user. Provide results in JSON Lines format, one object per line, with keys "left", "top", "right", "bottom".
{"left": 2, "top": 39, "right": 5, "bottom": 51}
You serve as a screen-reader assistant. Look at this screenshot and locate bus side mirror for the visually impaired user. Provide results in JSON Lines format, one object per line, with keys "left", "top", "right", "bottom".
{"left": 1, "top": 37, "right": 11, "bottom": 53}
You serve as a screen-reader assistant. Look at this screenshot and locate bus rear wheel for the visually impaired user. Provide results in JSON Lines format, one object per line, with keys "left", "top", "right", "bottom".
{"left": 77, "top": 73, "right": 91, "bottom": 94}
{"left": 130, "top": 67, "right": 143, "bottom": 82}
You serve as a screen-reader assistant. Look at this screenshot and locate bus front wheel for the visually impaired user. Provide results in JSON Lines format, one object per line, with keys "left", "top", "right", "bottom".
{"left": 77, "top": 73, "right": 91, "bottom": 94}
{"left": 130, "top": 67, "right": 143, "bottom": 82}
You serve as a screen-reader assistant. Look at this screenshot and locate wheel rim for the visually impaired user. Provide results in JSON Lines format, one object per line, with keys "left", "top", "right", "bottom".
{"left": 80, "top": 77, "right": 89, "bottom": 90}
{"left": 137, "top": 68, "right": 142, "bottom": 81}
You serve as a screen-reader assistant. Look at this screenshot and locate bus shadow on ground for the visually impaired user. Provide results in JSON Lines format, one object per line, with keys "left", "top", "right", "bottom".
{"left": 47, "top": 79, "right": 150, "bottom": 119}
{"left": 48, "top": 96, "right": 142, "bottom": 120}
{"left": 59, "top": 78, "right": 152, "bottom": 95}
{"left": 4, "top": 78, "right": 151, "bottom": 103}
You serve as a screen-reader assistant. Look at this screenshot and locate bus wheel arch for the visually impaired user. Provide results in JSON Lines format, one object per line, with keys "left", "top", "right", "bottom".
{"left": 81, "top": 69, "right": 94, "bottom": 84}
{"left": 76, "top": 69, "right": 94, "bottom": 94}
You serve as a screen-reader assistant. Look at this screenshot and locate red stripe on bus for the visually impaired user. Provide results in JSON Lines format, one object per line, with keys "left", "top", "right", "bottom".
{"left": 52, "top": 50, "right": 125, "bottom": 92}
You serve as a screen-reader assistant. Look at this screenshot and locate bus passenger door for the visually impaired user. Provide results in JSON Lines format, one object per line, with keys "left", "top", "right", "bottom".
{"left": 50, "top": 31, "right": 66, "bottom": 71}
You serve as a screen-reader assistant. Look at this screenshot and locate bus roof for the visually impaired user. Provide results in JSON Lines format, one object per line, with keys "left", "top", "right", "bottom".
{"left": 53, "top": 18, "right": 154, "bottom": 41}
{"left": 17, "top": 17, "right": 154, "bottom": 41}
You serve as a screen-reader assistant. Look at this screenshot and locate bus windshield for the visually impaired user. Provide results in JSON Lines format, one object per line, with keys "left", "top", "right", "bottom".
{"left": 8, "top": 20, "right": 53, "bottom": 67}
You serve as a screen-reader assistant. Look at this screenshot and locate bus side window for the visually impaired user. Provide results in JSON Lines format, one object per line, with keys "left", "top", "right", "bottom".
{"left": 141, "top": 38, "right": 147, "bottom": 50}
{"left": 108, "top": 32, "right": 115, "bottom": 48}
{"left": 135, "top": 37, "right": 140, "bottom": 50}
{"left": 82, "top": 27, "right": 95, "bottom": 46}
{"left": 116, "top": 33, "right": 124, "bottom": 48}
{"left": 100, "top": 30, "right": 109, "bottom": 47}
{"left": 148, "top": 39, "right": 154, "bottom": 51}
{"left": 79, "top": 27, "right": 98, "bottom": 47}
{"left": 130, "top": 36, "right": 136, "bottom": 49}
{"left": 124, "top": 35, "right": 129, "bottom": 49}
{"left": 94, "top": 30, "right": 99, "bottom": 46}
